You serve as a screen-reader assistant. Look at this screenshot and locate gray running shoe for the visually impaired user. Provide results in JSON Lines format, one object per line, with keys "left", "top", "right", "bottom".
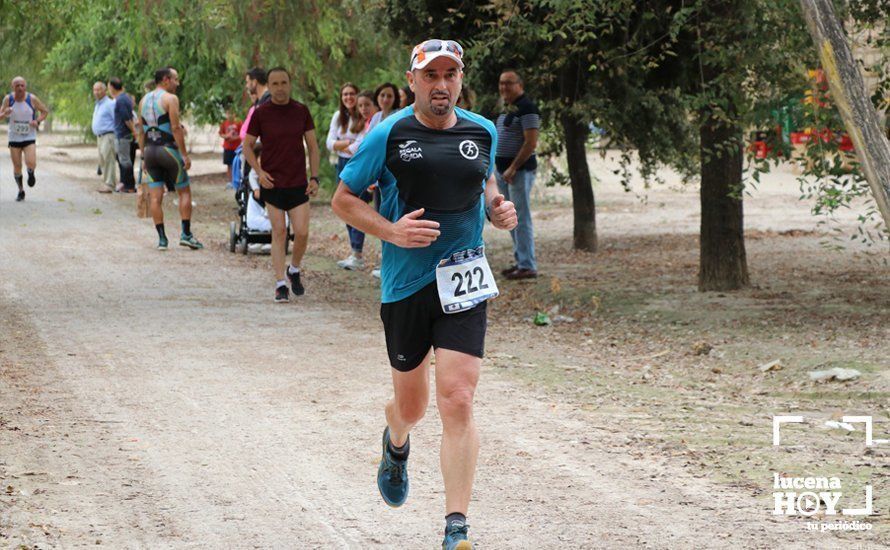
{"left": 179, "top": 233, "right": 204, "bottom": 250}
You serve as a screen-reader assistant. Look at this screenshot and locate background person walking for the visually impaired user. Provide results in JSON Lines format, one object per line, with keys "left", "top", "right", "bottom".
{"left": 243, "top": 67, "right": 321, "bottom": 302}
{"left": 138, "top": 67, "right": 203, "bottom": 251}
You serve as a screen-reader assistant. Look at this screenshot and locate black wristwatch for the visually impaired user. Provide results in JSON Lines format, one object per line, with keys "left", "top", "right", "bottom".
{"left": 310, "top": 176, "right": 320, "bottom": 183}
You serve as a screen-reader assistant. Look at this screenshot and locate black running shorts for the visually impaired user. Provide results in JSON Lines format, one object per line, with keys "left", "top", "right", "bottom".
{"left": 260, "top": 186, "right": 309, "bottom": 211}
{"left": 380, "top": 281, "right": 487, "bottom": 372}
{"left": 8, "top": 140, "right": 35, "bottom": 149}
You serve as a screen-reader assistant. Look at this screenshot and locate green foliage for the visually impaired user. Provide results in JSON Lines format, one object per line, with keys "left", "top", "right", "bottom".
{"left": 380, "top": 0, "right": 816, "bottom": 179}
{"left": 381, "top": 0, "right": 887, "bottom": 245}
{"left": 0, "top": 0, "right": 79, "bottom": 110}
{"left": 1, "top": 0, "right": 405, "bottom": 134}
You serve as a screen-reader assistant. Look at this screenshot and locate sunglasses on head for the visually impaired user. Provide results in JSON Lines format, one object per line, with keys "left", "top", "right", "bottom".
{"left": 411, "top": 39, "right": 464, "bottom": 66}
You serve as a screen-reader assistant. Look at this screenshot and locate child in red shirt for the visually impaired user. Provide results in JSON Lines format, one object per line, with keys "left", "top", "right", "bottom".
{"left": 219, "top": 108, "right": 243, "bottom": 180}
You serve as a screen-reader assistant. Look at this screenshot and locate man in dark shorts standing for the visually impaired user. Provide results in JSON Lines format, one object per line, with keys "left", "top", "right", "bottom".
{"left": 2, "top": 77, "right": 50, "bottom": 202}
{"left": 332, "top": 39, "right": 517, "bottom": 549}
{"left": 243, "top": 67, "right": 321, "bottom": 303}
{"left": 137, "top": 67, "right": 203, "bottom": 250}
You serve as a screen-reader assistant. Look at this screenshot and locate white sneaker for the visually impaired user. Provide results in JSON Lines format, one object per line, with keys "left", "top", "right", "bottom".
{"left": 337, "top": 254, "right": 365, "bottom": 270}
{"left": 371, "top": 268, "right": 381, "bottom": 279}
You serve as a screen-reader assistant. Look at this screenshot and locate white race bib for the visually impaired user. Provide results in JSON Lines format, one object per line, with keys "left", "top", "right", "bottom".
{"left": 435, "top": 246, "right": 499, "bottom": 314}
{"left": 12, "top": 121, "right": 31, "bottom": 135}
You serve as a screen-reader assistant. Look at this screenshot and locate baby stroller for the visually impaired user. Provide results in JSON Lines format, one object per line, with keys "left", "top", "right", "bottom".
{"left": 228, "top": 144, "right": 293, "bottom": 254}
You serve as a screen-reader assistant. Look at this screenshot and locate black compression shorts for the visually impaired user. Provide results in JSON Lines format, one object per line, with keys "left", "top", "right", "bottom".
{"left": 144, "top": 145, "right": 189, "bottom": 191}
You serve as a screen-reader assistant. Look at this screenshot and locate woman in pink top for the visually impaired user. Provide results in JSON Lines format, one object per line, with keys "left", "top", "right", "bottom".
{"left": 239, "top": 89, "right": 257, "bottom": 142}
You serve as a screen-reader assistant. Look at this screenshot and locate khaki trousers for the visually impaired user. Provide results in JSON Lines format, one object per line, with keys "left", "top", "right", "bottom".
{"left": 97, "top": 133, "right": 118, "bottom": 189}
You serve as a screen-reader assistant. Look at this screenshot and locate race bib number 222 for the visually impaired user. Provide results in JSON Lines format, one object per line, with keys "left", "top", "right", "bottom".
{"left": 435, "top": 246, "right": 499, "bottom": 314}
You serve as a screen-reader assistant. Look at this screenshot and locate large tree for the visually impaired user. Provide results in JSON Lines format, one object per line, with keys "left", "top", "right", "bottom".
{"left": 382, "top": 0, "right": 817, "bottom": 290}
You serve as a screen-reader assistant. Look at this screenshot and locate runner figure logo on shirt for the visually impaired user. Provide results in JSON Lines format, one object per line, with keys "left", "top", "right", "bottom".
{"left": 399, "top": 140, "right": 423, "bottom": 162}
{"left": 459, "top": 139, "right": 479, "bottom": 160}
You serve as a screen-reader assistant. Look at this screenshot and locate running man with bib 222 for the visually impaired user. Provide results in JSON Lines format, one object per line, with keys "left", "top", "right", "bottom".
{"left": 137, "top": 67, "right": 203, "bottom": 251}
{"left": 332, "top": 39, "right": 517, "bottom": 550}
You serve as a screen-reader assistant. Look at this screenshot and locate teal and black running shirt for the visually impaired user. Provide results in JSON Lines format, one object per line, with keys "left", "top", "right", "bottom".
{"left": 140, "top": 89, "right": 176, "bottom": 147}
{"left": 339, "top": 106, "right": 498, "bottom": 303}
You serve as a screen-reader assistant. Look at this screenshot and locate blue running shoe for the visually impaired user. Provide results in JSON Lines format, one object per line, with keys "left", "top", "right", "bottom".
{"left": 157, "top": 236, "right": 169, "bottom": 251}
{"left": 442, "top": 520, "right": 472, "bottom": 550}
{"left": 377, "top": 426, "right": 409, "bottom": 507}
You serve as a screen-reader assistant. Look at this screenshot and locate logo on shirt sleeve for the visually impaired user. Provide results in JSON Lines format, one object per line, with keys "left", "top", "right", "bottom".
{"left": 399, "top": 140, "right": 423, "bottom": 162}
{"left": 459, "top": 140, "right": 479, "bottom": 160}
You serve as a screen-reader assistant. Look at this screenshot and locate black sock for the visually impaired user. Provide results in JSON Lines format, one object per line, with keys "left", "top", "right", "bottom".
{"left": 387, "top": 434, "right": 410, "bottom": 461}
{"left": 445, "top": 512, "right": 467, "bottom": 530}
{"left": 14, "top": 175, "right": 22, "bottom": 190}
{"left": 27, "top": 169, "right": 33, "bottom": 176}
{"left": 181, "top": 220, "right": 190, "bottom": 235}
{"left": 156, "top": 224, "right": 167, "bottom": 240}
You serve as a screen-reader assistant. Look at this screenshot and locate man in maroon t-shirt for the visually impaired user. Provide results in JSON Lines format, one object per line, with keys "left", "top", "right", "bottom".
{"left": 243, "top": 67, "right": 321, "bottom": 303}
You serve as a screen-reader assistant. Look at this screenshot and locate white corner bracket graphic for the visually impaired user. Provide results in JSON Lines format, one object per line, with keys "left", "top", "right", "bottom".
{"left": 842, "top": 416, "right": 874, "bottom": 446}
{"left": 842, "top": 485, "right": 874, "bottom": 516}
{"left": 773, "top": 415, "right": 804, "bottom": 446}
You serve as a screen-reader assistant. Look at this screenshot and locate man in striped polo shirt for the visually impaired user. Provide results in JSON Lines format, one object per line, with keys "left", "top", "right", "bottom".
{"left": 495, "top": 69, "right": 540, "bottom": 279}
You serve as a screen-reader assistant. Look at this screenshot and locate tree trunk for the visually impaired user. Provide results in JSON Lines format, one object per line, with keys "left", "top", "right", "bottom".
{"left": 561, "top": 113, "right": 597, "bottom": 252}
{"left": 799, "top": 0, "right": 890, "bottom": 231}
{"left": 698, "top": 109, "right": 749, "bottom": 291}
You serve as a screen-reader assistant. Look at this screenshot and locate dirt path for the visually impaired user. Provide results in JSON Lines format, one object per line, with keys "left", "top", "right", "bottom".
{"left": 0, "top": 155, "right": 869, "bottom": 548}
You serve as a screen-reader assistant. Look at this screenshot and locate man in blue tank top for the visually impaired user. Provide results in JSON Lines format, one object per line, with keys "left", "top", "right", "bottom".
{"left": 333, "top": 39, "right": 518, "bottom": 550}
